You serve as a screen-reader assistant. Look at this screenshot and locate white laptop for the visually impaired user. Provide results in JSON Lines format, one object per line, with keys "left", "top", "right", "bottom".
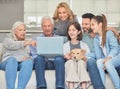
{"left": 36, "top": 37, "right": 64, "bottom": 57}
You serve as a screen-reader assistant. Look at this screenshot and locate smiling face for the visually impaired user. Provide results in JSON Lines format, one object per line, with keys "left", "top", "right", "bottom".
{"left": 42, "top": 19, "right": 54, "bottom": 37}
{"left": 14, "top": 24, "right": 26, "bottom": 40}
{"left": 58, "top": 7, "right": 69, "bottom": 21}
{"left": 82, "top": 18, "right": 91, "bottom": 33}
{"left": 68, "top": 25, "right": 80, "bottom": 40}
{"left": 91, "top": 19, "right": 102, "bottom": 34}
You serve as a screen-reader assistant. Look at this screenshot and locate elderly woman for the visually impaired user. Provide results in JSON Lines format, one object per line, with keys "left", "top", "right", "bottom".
{"left": 0, "top": 21, "right": 34, "bottom": 89}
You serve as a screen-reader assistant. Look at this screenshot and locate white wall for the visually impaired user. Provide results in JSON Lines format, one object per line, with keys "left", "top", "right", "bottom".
{"left": 0, "top": 0, "right": 119, "bottom": 30}
{"left": 0, "top": 0, "right": 24, "bottom": 30}
{"left": 72, "top": 0, "right": 120, "bottom": 26}
{"left": 23, "top": 0, "right": 120, "bottom": 27}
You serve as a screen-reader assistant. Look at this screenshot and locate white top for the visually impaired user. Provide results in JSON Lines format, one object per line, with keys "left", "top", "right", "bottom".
{"left": 99, "top": 36, "right": 107, "bottom": 56}
{"left": 63, "top": 41, "right": 90, "bottom": 57}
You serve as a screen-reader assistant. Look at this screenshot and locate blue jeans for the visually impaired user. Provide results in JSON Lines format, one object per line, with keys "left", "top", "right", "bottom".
{"left": 116, "top": 66, "right": 120, "bottom": 76}
{"left": 0, "top": 57, "right": 33, "bottom": 89}
{"left": 87, "top": 58, "right": 105, "bottom": 89}
{"left": 97, "top": 55, "right": 120, "bottom": 89}
{"left": 34, "top": 55, "right": 65, "bottom": 89}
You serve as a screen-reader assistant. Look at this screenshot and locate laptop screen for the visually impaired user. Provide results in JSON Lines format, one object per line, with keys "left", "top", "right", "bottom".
{"left": 36, "top": 37, "right": 64, "bottom": 57}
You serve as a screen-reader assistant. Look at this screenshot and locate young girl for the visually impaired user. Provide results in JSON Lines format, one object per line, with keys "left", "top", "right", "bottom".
{"left": 91, "top": 14, "right": 120, "bottom": 89}
{"left": 64, "top": 22, "right": 90, "bottom": 89}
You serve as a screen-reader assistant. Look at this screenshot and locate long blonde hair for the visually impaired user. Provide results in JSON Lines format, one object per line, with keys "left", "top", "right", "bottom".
{"left": 93, "top": 14, "right": 107, "bottom": 47}
{"left": 53, "top": 2, "right": 76, "bottom": 22}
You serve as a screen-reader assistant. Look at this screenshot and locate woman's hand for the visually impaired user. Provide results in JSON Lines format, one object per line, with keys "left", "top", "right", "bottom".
{"left": 21, "top": 56, "right": 30, "bottom": 61}
{"left": 103, "top": 56, "right": 111, "bottom": 64}
{"left": 24, "top": 40, "right": 36, "bottom": 47}
{"left": 30, "top": 40, "right": 36, "bottom": 46}
{"left": 24, "top": 40, "right": 30, "bottom": 47}
{"left": 102, "top": 56, "right": 112, "bottom": 70}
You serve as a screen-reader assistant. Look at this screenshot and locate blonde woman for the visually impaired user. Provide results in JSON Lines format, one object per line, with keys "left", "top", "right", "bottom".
{"left": 53, "top": 2, "right": 78, "bottom": 36}
{"left": 0, "top": 21, "right": 34, "bottom": 89}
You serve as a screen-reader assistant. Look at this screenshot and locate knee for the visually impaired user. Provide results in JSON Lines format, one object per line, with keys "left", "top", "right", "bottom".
{"left": 105, "top": 60, "right": 111, "bottom": 65}
{"left": 105, "top": 61, "right": 112, "bottom": 68}
{"left": 22, "top": 60, "right": 33, "bottom": 68}
{"left": 7, "top": 57, "right": 17, "bottom": 65}
{"left": 87, "top": 58, "right": 96, "bottom": 67}
{"left": 65, "top": 60, "right": 74, "bottom": 67}
{"left": 55, "top": 56, "right": 65, "bottom": 63}
{"left": 26, "top": 59, "right": 33, "bottom": 65}
{"left": 34, "top": 55, "right": 45, "bottom": 63}
{"left": 96, "top": 59, "right": 103, "bottom": 68}
{"left": 78, "top": 60, "right": 85, "bottom": 65}
{"left": 66, "top": 60, "right": 73, "bottom": 63}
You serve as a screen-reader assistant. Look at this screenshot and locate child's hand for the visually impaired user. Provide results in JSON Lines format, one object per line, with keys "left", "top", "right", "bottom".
{"left": 64, "top": 52, "right": 71, "bottom": 60}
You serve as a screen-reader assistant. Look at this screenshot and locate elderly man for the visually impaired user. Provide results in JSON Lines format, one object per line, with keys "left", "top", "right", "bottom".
{"left": 30, "top": 16, "right": 65, "bottom": 89}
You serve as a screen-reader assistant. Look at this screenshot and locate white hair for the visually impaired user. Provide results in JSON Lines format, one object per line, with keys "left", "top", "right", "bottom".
{"left": 11, "top": 21, "right": 25, "bottom": 40}
{"left": 41, "top": 16, "right": 54, "bottom": 26}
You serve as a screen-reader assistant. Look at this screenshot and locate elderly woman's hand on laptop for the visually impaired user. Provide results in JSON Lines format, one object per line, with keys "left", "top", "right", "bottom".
{"left": 24, "top": 40, "right": 36, "bottom": 47}
{"left": 30, "top": 40, "right": 36, "bottom": 47}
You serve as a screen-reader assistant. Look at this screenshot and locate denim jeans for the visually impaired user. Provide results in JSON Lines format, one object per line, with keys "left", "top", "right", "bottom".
{"left": 34, "top": 55, "right": 65, "bottom": 89}
{"left": 87, "top": 58, "right": 105, "bottom": 89}
{"left": 97, "top": 55, "right": 120, "bottom": 89}
{"left": 112, "top": 55, "right": 120, "bottom": 77}
{"left": 116, "top": 66, "right": 120, "bottom": 77}
{"left": 0, "top": 57, "right": 33, "bottom": 89}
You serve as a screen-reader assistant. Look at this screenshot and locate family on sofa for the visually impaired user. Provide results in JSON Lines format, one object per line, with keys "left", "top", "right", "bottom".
{"left": 0, "top": 2, "right": 120, "bottom": 89}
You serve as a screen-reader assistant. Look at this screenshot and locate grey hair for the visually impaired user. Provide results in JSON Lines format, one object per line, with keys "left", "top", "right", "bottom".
{"left": 11, "top": 21, "right": 25, "bottom": 40}
{"left": 41, "top": 16, "right": 54, "bottom": 26}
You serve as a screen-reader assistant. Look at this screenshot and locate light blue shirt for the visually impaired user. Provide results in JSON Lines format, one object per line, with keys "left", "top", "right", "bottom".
{"left": 94, "top": 31, "right": 119, "bottom": 59}
{"left": 82, "top": 33, "right": 94, "bottom": 52}
{"left": 82, "top": 33, "right": 97, "bottom": 59}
